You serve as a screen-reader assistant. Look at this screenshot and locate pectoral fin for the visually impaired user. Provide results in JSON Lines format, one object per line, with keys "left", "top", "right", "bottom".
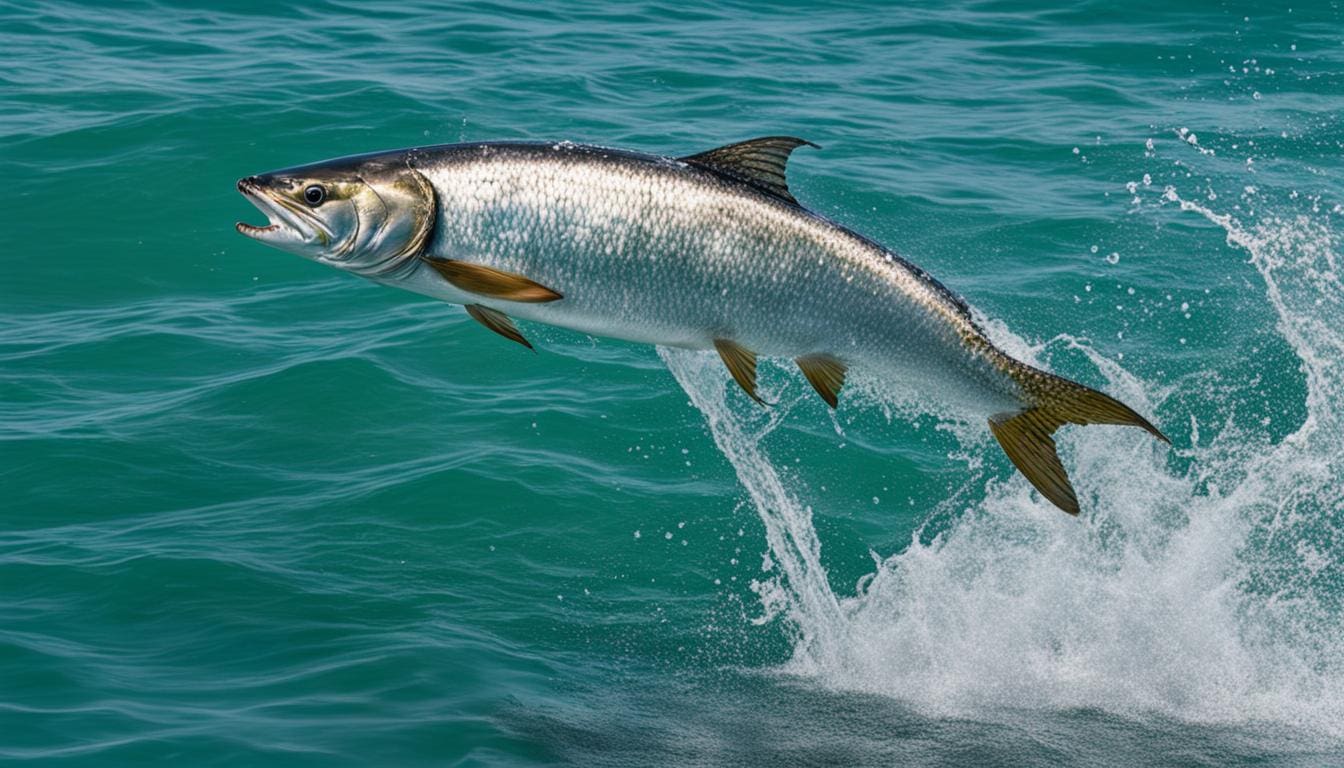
{"left": 714, "top": 339, "right": 767, "bottom": 405}
{"left": 988, "top": 408, "right": 1078, "bottom": 515}
{"left": 466, "top": 304, "right": 533, "bottom": 351}
{"left": 426, "top": 259, "right": 563, "bottom": 303}
{"left": 795, "top": 354, "right": 846, "bottom": 408}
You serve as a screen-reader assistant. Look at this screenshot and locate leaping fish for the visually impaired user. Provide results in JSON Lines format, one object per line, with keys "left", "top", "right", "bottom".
{"left": 236, "top": 137, "right": 1167, "bottom": 515}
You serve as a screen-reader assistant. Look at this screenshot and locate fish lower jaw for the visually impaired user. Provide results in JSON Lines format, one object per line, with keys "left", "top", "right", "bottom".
{"left": 235, "top": 221, "right": 278, "bottom": 235}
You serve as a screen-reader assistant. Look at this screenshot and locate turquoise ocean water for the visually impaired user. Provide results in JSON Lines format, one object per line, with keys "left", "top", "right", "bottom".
{"left": 4, "top": 1, "right": 1344, "bottom": 764}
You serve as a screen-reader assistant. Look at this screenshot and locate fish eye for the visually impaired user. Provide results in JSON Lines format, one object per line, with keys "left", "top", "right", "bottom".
{"left": 303, "top": 184, "right": 326, "bottom": 206}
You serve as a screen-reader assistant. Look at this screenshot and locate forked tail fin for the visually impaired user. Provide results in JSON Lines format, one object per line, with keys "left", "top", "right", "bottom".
{"left": 989, "top": 367, "right": 1168, "bottom": 515}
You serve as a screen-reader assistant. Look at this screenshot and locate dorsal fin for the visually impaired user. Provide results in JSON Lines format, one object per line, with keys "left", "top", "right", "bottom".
{"left": 680, "top": 136, "right": 818, "bottom": 205}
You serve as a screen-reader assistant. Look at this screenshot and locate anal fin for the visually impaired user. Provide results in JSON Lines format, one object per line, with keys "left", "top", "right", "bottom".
{"left": 426, "top": 259, "right": 562, "bottom": 303}
{"left": 466, "top": 304, "right": 533, "bottom": 351}
{"left": 988, "top": 408, "right": 1078, "bottom": 515}
{"left": 714, "top": 339, "right": 767, "bottom": 406}
{"left": 795, "top": 354, "right": 846, "bottom": 408}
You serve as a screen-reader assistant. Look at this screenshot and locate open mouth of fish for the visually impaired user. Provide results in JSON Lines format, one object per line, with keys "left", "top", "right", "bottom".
{"left": 235, "top": 178, "right": 319, "bottom": 244}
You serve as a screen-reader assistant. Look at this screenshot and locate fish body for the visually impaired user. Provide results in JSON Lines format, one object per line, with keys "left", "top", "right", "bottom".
{"left": 237, "top": 137, "right": 1166, "bottom": 514}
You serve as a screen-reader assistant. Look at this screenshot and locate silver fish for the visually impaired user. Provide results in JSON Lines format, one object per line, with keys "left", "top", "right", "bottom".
{"left": 236, "top": 137, "right": 1167, "bottom": 514}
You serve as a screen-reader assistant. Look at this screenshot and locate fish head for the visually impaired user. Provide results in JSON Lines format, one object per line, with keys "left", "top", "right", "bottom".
{"left": 236, "top": 153, "right": 435, "bottom": 277}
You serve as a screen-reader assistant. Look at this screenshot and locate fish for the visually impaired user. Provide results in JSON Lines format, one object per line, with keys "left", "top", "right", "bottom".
{"left": 235, "top": 136, "right": 1167, "bottom": 515}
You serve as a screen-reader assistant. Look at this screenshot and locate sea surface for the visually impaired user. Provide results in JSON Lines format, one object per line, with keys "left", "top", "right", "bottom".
{"left": 4, "top": 1, "right": 1344, "bottom": 765}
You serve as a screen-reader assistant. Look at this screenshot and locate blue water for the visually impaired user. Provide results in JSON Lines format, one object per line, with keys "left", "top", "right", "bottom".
{"left": 3, "top": 1, "right": 1343, "bottom": 764}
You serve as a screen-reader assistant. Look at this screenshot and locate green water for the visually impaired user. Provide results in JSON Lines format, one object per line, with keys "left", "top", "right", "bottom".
{"left": 4, "top": 1, "right": 1344, "bottom": 765}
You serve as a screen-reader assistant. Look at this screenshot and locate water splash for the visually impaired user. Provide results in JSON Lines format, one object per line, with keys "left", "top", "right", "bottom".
{"left": 662, "top": 196, "right": 1344, "bottom": 740}
{"left": 659, "top": 348, "right": 848, "bottom": 668}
